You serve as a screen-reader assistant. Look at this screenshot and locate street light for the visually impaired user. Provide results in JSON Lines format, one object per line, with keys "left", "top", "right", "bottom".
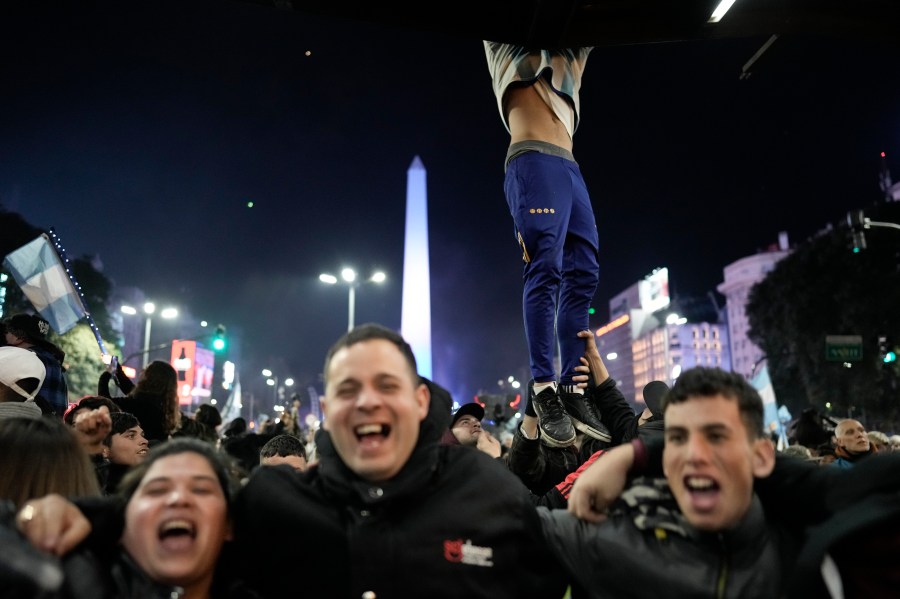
{"left": 121, "top": 301, "right": 178, "bottom": 369}
{"left": 496, "top": 375, "right": 522, "bottom": 394}
{"left": 262, "top": 369, "right": 295, "bottom": 406}
{"left": 319, "top": 267, "right": 387, "bottom": 332}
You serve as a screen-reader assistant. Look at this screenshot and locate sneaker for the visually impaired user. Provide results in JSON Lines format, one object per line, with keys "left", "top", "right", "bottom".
{"left": 560, "top": 390, "right": 612, "bottom": 443}
{"left": 530, "top": 382, "right": 576, "bottom": 448}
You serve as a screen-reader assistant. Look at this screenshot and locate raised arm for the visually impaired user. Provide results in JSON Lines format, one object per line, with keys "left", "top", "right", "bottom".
{"left": 573, "top": 330, "right": 638, "bottom": 445}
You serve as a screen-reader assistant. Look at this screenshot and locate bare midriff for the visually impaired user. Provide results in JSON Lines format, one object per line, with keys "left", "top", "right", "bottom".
{"left": 504, "top": 84, "right": 573, "bottom": 150}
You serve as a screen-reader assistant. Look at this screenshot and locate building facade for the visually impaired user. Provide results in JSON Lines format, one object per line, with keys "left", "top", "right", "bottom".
{"left": 596, "top": 267, "right": 730, "bottom": 410}
{"left": 716, "top": 234, "right": 791, "bottom": 378}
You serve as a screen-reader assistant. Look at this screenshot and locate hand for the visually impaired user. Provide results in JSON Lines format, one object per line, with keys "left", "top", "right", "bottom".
{"left": 572, "top": 357, "right": 592, "bottom": 390}
{"left": 73, "top": 406, "right": 112, "bottom": 453}
{"left": 567, "top": 441, "right": 635, "bottom": 523}
{"left": 577, "top": 330, "right": 609, "bottom": 386}
{"left": 16, "top": 494, "right": 92, "bottom": 556}
{"left": 520, "top": 416, "right": 539, "bottom": 441}
{"left": 476, "top": 431, "right": 502, "bottom": 458}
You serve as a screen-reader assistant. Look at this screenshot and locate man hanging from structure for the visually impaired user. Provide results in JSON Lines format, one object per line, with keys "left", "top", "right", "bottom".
{"left": 484, "top": 42, "right": 605, "bottom": 448}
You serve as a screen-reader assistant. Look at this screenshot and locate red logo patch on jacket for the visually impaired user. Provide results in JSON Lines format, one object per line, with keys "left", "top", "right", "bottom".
{"left": 443, "top": 539, "right": 494, "bottom": 567}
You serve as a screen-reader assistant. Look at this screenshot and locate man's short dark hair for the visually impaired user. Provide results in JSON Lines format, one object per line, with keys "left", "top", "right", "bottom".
{"left": 260, "top": 433, "right": 307, "bottom": 460}
{"left": 64, "top": 395, "right": 122, "bottom": 425}
{"left": 661, "top": 367, "right": 765, "bottom": 439}
{"left": 323, "top": 323, "right": 418, "bottom": 384}
{"left": 102, "top": 411, "right": 141, "bottom": 447}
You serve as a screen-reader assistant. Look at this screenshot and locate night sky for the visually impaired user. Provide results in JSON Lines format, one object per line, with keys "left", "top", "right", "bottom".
{"left": 3, "top": 1, "right": 900, "bottom": 409}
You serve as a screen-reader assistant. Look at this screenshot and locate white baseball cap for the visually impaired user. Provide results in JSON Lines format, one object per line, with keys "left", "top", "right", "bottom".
{"left": 0, "top": 346, "right": 46, "bottom": 400}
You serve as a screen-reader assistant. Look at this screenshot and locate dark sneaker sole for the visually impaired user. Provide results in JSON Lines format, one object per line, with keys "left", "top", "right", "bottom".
{"left": 538, "top": 426, "right": 576, "bottom": 447}
{"left": 570, "top": 417, "right": 612, "bottom": 443}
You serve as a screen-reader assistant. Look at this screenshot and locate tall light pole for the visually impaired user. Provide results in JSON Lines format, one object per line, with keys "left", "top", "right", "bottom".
{"left": 121, "top": 302, "right": 178, "bottom": 369}
{"left": 319, "top": 268, "right": 386, "bottom": 332}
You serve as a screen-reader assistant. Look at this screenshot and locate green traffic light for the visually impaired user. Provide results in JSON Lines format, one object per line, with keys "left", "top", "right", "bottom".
{"left": 213, "top": 324, "right": 227, "bottom": 351}
{"left": 884, "top": 351, "right": 897, "bottom": 364}
{"left": 588, "top": 307, "right": 596, "bottom": 315}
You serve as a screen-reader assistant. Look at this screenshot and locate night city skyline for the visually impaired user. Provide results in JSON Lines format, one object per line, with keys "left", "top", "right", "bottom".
{"left": 4, "top": 1, "right": 900, "bottom": 409}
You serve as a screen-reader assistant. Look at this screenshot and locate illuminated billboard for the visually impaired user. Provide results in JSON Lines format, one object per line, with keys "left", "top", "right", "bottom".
{"left": 639, "top": 267, "right": 670, "bottom": 313}
{"left": 170, "top": 340, "right": 215, "bottom": 406}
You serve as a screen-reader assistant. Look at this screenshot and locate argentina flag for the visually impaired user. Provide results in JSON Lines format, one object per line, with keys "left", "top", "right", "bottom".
{"left": 750, "top": 362, "right": 790, "bottom": 450}
{"left": 3, "top": 234, "right": 86, "bottom": 334}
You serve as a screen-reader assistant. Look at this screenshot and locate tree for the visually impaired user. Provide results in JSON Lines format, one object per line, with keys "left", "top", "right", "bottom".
{"left": 69, "top": 257, "right": 119, "bottom": 346}
{"left": 51, "top": 324, "right": 122, "bottom": 401}
{"left": 746, "top": 202, "right": 900, "bottom": 431}
{"left": 51, "top": 258, "right": 122, "bottom": 401}
{"left": 0, "top": 206, "right": 125, "bottom": 401}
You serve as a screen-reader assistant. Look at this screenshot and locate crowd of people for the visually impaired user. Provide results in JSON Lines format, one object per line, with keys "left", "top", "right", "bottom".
{"left": 0, "top": 311, "right": 898, "bottom": 598}
{"left": 1, "top": 36, "right": 899, "bottom": 599}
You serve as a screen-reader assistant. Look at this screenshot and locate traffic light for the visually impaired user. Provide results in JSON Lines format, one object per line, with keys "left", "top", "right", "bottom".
{"left": 588, "top": 307, "right": 596, "bottom": 315}
{"left": 846, "top": 209, "right": 867, "bottom": 253}
{"left": 878, "top": 336, "right": 896, "bottom": 363}
{"left": 213, "top": 324, "right": 227, "bottom": 351}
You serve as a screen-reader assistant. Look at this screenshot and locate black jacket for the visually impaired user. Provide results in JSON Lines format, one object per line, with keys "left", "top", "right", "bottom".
{"left": 507, "top": 421, "right": 583, "bottom": 496}
{"left": 506, "top": 377, "right": 631, "bottom": 497}
{"left": 232, "top": 387, "right": 569, "bottom": 598}
{"left": 0, "top": 498, "right": 256, "bottom": 599}
{"left": 540, "top": 480, "right": 791, "bottom": 598}
{"left": 639, "top": 438, "right": 900, "bottom": 598}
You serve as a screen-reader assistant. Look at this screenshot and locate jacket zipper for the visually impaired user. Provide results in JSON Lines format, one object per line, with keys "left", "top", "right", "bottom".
{"left": 715, "top": 533, "right": 729, "bottom": 599}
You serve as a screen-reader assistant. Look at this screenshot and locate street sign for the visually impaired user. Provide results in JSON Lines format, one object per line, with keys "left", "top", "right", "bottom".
{"left": 825, "top": 335, "right": 863, "bottom": 362}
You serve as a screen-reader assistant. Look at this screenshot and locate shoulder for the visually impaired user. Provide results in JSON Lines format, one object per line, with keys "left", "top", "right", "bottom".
{"left": 238, "top": 458, "right": 317, "bottom": 503}
{"left": 29, "top": 346, "right": 57, "bottom": 365}
{"left": 116, "top": 393, "right": 162, "bottom": 409}
{"left": 537, "top": 505, "right": 638, "bottom": 552}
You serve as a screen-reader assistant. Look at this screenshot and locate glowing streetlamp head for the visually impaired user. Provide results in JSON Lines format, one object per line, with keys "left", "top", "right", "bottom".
{"left": 371, "top": 271, "right": 386, "bottom": 283}
{"left": 143, "top": 302, "right": 156, "bottom": 315}
{"left": 341, "top": 268, "right": 357, "bottom": 283}
{"left": 262, "top": 368, "right": 273, "bottom": 377}
{"left": 319, "top": 274, "right": 337, "bottom": 285}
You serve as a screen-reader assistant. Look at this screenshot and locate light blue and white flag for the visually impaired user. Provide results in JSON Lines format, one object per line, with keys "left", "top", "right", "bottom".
{"left": 750, "top": 362, "right": 789, "bottom": 449}
{"left": 3, "top": 234, "right": 86, "bottom": 334}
